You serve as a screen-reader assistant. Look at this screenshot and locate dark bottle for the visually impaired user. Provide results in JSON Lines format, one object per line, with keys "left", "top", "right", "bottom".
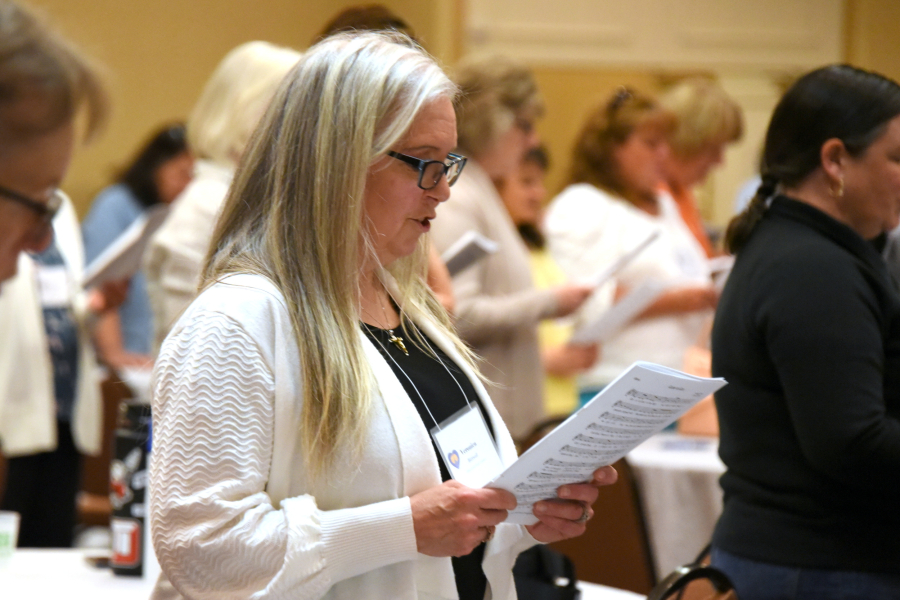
{"left": 109, "top": 401, "right": 151, "bottom": 576}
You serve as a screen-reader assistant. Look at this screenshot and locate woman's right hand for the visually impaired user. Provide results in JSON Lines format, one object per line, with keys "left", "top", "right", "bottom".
{"left": 543, "top": 343, "right": 601, "bottom": 377}
{"left": 410, "top": 480, "right": 517, "bottom": 557}
{"left": 552, "top": 283, "right": 595, "bottom": 318}
{"left": 635, "top": 284, "right": 719, "bottom": 319}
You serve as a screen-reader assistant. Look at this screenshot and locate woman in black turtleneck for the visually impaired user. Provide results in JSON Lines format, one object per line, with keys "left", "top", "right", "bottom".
{"left": 711, "top": 64, "right": 900, "bottom": 600}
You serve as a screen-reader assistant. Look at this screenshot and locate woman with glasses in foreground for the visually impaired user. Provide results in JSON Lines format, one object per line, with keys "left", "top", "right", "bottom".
{"left": 149, "top": 32, "right": 615, "bottom": 600}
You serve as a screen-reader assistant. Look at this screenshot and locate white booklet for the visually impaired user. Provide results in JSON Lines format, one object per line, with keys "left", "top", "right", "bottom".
{"left": 569, "top": 279, "right": 667, "bottom": 344}
{"left": 487, "top": 361, "right": 727, "bottom": 524}
{"left": 588, "top": 230, "right": 660, "bottom": 287}
{"left": 82, "top": 204, "right": 170, "bottom": 289}
{"left": 441, "top": 230, "right": 499, "bottom": 276}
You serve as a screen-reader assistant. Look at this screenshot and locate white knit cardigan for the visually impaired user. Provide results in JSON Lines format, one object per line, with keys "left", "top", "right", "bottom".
{"left": 0, "top": 194, "right": 101, "bottom": 457}
{"left": 149, "top": 273, "right": 537, "bottom": 600}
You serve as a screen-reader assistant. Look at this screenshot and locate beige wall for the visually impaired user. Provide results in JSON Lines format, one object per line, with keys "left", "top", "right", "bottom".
{"left": 23, "top": 0, "right": 900, "bottom": 222}
{"left": 26, "top": 0, "right": 457, "bottom": 216}
{"left": 845, "top": 0, "right": 900, "bottom": 83}
{"left": 530, "top": 68, "right": 665, "bottom": 199}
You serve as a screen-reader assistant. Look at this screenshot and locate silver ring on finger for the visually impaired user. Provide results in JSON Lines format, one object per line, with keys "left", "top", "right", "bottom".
{"left": 574, "top": 503, "right": 590, "bottom": 524}
{"left": 482, "top": 525, "right": 496, "bottom": 543}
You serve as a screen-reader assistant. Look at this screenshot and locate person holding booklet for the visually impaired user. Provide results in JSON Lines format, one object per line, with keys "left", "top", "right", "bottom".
{"left": 710, "top": 65, "right": 900, "bottom": 599}
{"left": 149, "top": 33, "right": 616, "bottom": 600}
{"left": 431, "top": 55, "right": 594, "bottom": 441}
{"left": 497, "top": 146, "right": 599, "bottom": 418}
{"left": 144, "top": 41, "right": 301, "bottom": 352}
{"left": 82, "top": 123, "right": 193, "bottom": 369}
{"left": 545, "top": 88, "right": 718, "bottom": 405}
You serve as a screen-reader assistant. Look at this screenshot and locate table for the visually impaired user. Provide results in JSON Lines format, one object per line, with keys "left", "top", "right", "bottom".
{"left": 626, "top": 433, "right": 725, "bottom": 580}
{"left": 1, "top": 549, "right": 643, "bottom": 600}
{"left": 1, "top": 549, "right": 156, "bottom": 599}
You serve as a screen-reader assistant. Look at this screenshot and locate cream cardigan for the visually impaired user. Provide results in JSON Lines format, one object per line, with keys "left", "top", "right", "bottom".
{"left": 144, "top": 160, "right": 234, "bottom": 353}
{"left": 0, "top": 194, "right": 101, "bottom": 457}
{"left": 149, "top": 273, "right": 537, "bottom": 600}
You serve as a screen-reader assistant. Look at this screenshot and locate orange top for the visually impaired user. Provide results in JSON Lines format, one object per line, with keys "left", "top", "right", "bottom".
{"left": 660, "top": 183, "right": 716, "bottom": 257}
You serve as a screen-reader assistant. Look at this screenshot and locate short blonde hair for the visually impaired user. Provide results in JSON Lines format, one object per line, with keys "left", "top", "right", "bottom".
{"left": 187, "top": 41, "right": 300, "bottom": 167}
{"left": 660, "top": 78, "right": 743, "bottom": 157}
{"left": 0, "top": 0, "right": 108, "bottom": 143}
{"left": 453, "top": 54, "right": 543, "bottom": 158}
{"left": 203, "top": 32, "right": 467, "bottom": 477}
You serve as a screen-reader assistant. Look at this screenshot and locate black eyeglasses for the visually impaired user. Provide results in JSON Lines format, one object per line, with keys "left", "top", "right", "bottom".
{"left": 387, "top": 151, "right": 467, "bottom": 190}
{"left": 0, "top": 184, "right": 62, "bottom": 235}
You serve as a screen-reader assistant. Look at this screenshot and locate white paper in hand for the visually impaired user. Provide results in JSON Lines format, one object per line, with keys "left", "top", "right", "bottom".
{"left": 589, "top": 230, "right": 660, "bottom": 287}
{"left": 82, "top": 204, "right": 170, "bottom": 289}
{"left": 486, "top": 361, "right": 726, "bottom": 524}
{"left": 441, "top": 230, "right": 499, "bottom": 276}
{"left": 570, "top": 280, "right": 667, "bottom": 344}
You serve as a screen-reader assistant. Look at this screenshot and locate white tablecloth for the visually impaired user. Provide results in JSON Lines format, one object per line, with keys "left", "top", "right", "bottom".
{"left": 1, "top": 549, "right": 156, "bottom": 599}
{"left": 0, "top": 548, "right": 644, "bottom": 600}
{"left": 626, "top": 433, "right": 725, "bottom": 579}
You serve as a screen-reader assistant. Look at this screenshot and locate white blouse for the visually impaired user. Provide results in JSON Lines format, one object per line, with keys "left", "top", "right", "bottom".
{"left": 545, "top": 184, "right": 712, "bottom": 389}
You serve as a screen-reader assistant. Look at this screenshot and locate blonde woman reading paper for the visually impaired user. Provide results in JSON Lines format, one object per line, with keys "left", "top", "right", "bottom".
{"left": 149, "top": 33, "right": 615, "bottom": 600}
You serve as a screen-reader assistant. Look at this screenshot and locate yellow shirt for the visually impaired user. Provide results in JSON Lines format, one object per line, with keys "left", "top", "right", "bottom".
{"left": 529, "top": 248, "right": 578, "bottom": 417}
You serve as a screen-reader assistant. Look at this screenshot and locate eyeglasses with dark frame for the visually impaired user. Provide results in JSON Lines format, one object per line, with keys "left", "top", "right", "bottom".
{"left": 387, "top": 151, "right": 467, "bottom": 190}
{"left": 0, "top": 184, "right": 63, "bottom": 237}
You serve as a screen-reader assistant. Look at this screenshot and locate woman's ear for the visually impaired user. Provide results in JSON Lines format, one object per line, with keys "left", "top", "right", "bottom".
{"left": 820, "top": 137, "right": 846, "bottom": 184}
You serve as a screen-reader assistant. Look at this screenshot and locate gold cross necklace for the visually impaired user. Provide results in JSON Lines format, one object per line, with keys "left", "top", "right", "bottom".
{"left": 360, "top": 290, "right": 408, "bottom": 356}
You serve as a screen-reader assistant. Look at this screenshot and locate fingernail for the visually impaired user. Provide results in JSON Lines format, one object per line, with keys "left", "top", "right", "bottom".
{"left": 535, "top": 503, "right": 547, "bottom": 514}
{"left": 558, "top": 486, "right": 571, "bottom": 498}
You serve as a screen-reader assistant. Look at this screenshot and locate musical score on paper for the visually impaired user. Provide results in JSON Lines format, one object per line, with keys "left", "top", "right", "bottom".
{"left": 487, "top": 362, "right": 727, "bottom": 525}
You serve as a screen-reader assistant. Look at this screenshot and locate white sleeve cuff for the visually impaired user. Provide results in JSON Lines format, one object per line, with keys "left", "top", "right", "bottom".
{"left": 283, "top": 495, "right": 419, "bottom": 584}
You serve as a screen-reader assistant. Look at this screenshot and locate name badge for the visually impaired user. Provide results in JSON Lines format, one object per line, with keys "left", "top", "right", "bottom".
{"left": 35, "top": 265, "right": 71, "bottom": 309}
{"left": 431, "top": 404, "right": 504, "bottom": 488}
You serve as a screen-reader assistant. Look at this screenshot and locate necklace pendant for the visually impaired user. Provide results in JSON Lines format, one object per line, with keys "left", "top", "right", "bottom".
{"left": 388, "top": 330, "right": 409, "bottom": 355}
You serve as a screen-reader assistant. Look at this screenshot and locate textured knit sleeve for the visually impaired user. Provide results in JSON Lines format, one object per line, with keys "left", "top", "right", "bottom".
{"left": 150, "top": 310, "right": 417, "bottom": 600}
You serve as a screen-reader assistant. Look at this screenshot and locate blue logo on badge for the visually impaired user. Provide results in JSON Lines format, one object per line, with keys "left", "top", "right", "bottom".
{"left": 448, "top": 450, "right": 460, "bottom": 469}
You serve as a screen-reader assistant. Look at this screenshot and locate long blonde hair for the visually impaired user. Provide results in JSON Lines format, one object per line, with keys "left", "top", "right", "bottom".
{"left": 202, "top": 32, "right": 471, "bottom": 477}
{"left": 187, "top": 41, "right": 301, "bottom": 167}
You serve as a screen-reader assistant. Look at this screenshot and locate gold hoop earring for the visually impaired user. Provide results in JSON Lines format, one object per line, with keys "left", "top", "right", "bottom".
{"left": 831, "top": 178, "right": 844, "bottom": 198}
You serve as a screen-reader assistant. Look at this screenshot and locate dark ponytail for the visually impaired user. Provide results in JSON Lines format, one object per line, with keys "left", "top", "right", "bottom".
{"left": 724, "top": 174, "right": 777, "bottom": 254}
{"left": 723, "top": 64, "right": 900, "bottom": 254}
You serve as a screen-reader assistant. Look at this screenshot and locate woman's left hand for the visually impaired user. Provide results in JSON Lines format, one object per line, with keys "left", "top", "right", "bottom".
{"left": 525, "top": 465, "right": 617, "bottom": 543}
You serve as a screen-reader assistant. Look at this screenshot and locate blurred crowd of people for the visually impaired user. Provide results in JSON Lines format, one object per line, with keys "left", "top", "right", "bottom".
{"left": 0, "top": 2, "right": 899, "bottom": 600}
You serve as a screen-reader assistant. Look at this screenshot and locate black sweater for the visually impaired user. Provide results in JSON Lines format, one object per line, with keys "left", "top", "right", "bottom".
{"left": 711, "top": 196, "right": 900, "bottom": 574}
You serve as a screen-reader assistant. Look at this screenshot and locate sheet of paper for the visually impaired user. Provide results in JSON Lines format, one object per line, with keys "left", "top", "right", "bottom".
{"left": 82, "top": 204, "right": 170, "bottom": 289}
{"left": 570, "top": 279, "right": 667, "bottom": 344}
{"left": 441, "top": 230, "right": 499, "bottom": 276}
{"left": 487, "top": 361, "right": 727, "bottom": 524}
{"left": 588, "top": 230, "right": 660, "bottom": 287}
{"left": 709, "top": 255, "right": 735, "bottom": 293}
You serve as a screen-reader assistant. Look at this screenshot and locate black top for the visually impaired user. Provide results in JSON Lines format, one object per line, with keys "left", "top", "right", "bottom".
{"left": 362, "top": 320, "right": 495, "bottom": 600}
{"left": 711, "top": 196, "right": 900, "bottom": 573}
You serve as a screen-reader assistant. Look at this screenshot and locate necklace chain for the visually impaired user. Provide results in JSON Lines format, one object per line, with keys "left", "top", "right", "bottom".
{"left": 360, "top": 287, "right": 408, "bottom": 355}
